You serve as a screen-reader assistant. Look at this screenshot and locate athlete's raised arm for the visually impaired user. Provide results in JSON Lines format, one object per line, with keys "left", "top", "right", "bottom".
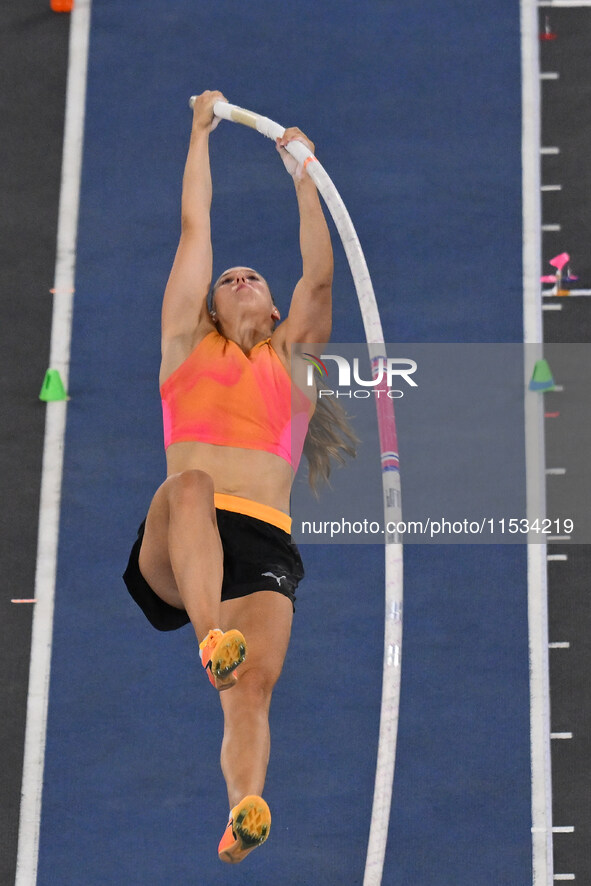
{"left": 160, "top": 90, "right": 227, "bottom": 383}
{"left": 272, "top": 128, "right": 333, "bottom": 356}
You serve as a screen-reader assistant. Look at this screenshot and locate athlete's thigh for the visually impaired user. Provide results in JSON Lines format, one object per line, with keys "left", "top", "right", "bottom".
{"left": 220, "top": 591, "right": 293, "bottom": 684}
{"left": 137, "top": 478, "right": 184, "bottom": 609}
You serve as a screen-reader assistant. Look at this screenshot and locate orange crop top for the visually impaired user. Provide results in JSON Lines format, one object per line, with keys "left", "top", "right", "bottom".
{"left": 160, "top": 331, "right": 312, "bottom": 471}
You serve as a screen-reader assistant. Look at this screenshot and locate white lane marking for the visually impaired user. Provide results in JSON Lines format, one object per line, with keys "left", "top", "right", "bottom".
{"left": 15, "top": 3, "right": 92, "bottom": 885}
{"left": 540, "top": 0, "right": 591, "bottom": 6}
{"left": 550, "top": 732, "right": 573, "bottom": 739}
{"left": 541, "top": 146, "right": 560, "bottom": 154}
{"left": 542, "top": 288, "right": 591, "bottom": 296}
{"left": 522, "top": 0, "right": 555, "bottom": 881}
{"left": 541, "top": 184, "right": 562, "bottom": 191}
{"left": 549, "top": 642, "right": 570, "bottom": 648}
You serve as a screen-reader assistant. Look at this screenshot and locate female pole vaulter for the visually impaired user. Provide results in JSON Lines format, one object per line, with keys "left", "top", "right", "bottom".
{"left": 123, "top": 89, "right": 354, "bottom": 863}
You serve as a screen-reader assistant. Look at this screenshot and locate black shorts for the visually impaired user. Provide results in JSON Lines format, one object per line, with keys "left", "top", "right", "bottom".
{"left": 122, "top": 508, "right": 304, "bottom": 631}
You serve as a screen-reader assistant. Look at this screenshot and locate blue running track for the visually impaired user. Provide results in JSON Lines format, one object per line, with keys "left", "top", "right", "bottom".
{"left": 37, "top": 2, "right": 531, "bottom": 884}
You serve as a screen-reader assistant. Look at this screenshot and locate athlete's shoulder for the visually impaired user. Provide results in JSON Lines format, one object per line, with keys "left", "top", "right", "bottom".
{"left": 159, "top": 325, "right": 217, "bottom": 387}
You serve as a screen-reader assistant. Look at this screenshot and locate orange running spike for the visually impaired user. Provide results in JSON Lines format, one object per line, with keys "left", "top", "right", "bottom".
{"left": 199, "top": 628, "right": 246, "bottom": 691}
{"left": 218, "top": 795, "right": 271, "bottom": 864}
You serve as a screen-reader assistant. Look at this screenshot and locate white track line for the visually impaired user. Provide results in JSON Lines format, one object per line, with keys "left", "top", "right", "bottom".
{"left": 539, "top": 1, "right": 591, "bottom": 6}
{"left": 522, "top": 0, "right": 555, "bottom": 884}
{"left": 15, "top": 3, "right": 91, "bottom": 884}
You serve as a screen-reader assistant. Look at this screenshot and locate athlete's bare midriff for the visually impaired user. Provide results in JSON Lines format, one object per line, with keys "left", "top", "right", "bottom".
{"left": 165, "top": 440, "right": 293, "bottom": 514}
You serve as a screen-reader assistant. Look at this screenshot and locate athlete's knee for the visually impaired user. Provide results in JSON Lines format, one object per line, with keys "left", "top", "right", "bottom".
{"left": 236, "top": 664, "right": 282, "bottom": 704}
{"left": 167, "top": 469, "right": 215, "bottom": 511}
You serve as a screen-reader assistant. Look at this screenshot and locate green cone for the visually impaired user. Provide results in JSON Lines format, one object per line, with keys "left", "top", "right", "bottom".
{"left": 39, "top": 369, "right": 68, "bottom": 402}
{"left": 529, "top": 358, "right": 555, "bottom": 392}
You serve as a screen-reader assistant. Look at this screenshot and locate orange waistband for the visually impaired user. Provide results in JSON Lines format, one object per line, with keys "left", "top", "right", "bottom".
{"left": 213, "top": 493, "right": 292, "bottom": 534}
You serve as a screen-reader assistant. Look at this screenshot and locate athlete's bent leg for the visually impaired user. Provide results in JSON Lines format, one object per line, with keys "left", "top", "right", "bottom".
{"left": 138, "top": 470, "right": 224, "bottom": 644}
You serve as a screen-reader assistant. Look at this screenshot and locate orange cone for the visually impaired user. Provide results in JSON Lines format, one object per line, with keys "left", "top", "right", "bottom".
{"left": 51, "top": 0, "right": 74, "bottom": 12}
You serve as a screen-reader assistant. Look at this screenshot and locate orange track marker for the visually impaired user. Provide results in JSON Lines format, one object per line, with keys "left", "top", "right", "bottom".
{"left": 51, "top": 0, "right": 74, "bottom": 12}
